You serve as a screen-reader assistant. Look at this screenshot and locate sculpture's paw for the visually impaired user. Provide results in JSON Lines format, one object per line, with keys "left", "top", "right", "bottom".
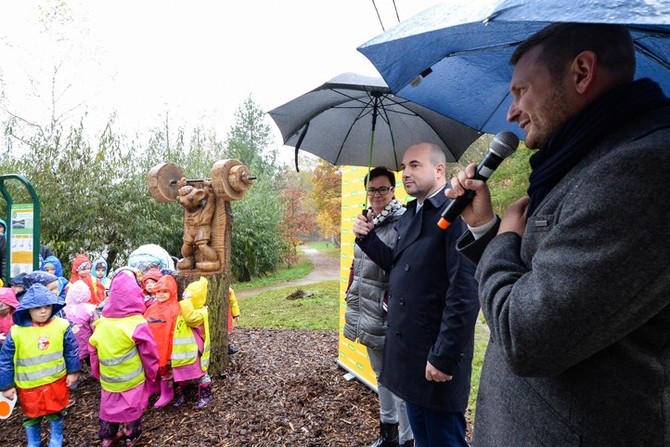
{"left": 177, "top": 258, "right": 194, "bottom": 270}
{"left": 195, "top": 261, "right": 220, "bottom": 272}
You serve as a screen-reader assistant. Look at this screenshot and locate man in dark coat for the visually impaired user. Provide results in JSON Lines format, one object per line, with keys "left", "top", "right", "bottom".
{"left": 448, "top": 23, "right": 670, "bottom": 446}
{"left": 354, "top": 142, "right": 480, "bottom": 446}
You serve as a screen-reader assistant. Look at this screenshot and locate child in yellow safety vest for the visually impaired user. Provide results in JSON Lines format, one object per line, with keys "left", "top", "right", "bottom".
{"left": 172, "top": 276, "right": 214, "bottom": 410}
{"left": 0, "top": 283, "right": 81, "bottom": 447}
{"left": 88, "top": 268, "right": 159, "bottom": 447}
{"left": 227, "top": 287, "right": 241, "bottom": 354}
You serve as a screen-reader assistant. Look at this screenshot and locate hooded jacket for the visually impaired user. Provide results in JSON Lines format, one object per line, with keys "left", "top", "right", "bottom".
{"left": 144, "top": 275, "right": 180, "bottom": 368}
{"left": 0, "top": 287, "right": 19, "bottom": 342}
{"left": 40, "top": 255, "right": 70, "bottom": 299}
{"left": 23, "top": 270, "right": 66, "bottom": 318}
{"left": 65, "top": 280, "right": 97, "bottom": 360}
{"left": 140, "top": 268, "right": 163, "bottom": 307}
{"left": 92, "top": 257, "right": 111, "bottom": 290}
{"left": 88, "top": 271, "right": 159, "bottom": 423}
{"left": 172, "top": 277, "right": 210, "bottom": 382}
{"left": 69, "top": 254, "right": 106, "bottom": 305}
{"left": 0, "top": 284, "right": 81, "bottom": 417}
{"left": 228, "top": 287, "right": 240, "bottom": 334}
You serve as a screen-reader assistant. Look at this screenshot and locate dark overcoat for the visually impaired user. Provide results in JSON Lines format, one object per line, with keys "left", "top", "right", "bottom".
{"left": 358, "top": 186, "right": 480, "bottom": 411}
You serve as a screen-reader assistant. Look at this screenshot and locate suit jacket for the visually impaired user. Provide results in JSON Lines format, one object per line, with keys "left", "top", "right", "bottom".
{"left": 358, "top": 186, "right": 480, "bottom": 411}
{"left": 459, "top": 107, "right": 670, "bottom": 446}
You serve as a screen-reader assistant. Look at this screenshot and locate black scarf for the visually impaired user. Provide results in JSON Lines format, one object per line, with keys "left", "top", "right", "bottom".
{"left": 526, "top": 78, "right": 670, "bottom": 216}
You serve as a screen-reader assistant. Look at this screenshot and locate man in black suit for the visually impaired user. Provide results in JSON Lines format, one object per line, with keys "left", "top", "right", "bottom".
{"left": 353, "top": 142, "right": 480, "bottom": 447}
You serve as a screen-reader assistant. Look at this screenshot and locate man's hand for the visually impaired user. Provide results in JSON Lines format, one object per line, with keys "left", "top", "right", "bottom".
{"left": 352, "top": 212, "right": 374, "bottom": 238}
{"left": 499, "top": 196, "right": 529, "bottom": 236}
{"left": 425, "top": 361, "right": 452, "bottom": 382}
{"left": 1, "top": 387, "right": 16, "bottom": 400}
{"left": 446, "top": 163, "right": 495, "bottom": 227}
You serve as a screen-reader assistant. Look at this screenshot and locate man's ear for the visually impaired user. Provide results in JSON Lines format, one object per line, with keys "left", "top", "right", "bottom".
{"left": 570, "top": 50, "right": 597, "bottom": 95}
{"left": 435, "top": 162, "right": 445, "bottom": 178}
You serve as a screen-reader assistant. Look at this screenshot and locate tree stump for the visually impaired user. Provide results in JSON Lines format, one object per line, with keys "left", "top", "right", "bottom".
{"left": 176, "top": 271, "right": 230, "bottom": 376}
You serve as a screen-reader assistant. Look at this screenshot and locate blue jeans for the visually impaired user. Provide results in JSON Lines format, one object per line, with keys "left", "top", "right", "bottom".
{"left": 405, "top": 401, "right": 468, "bottom": 447}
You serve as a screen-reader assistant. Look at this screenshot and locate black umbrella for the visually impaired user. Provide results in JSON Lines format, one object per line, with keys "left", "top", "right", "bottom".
{"left": 268, "top": 72, "right": 481, "bottom": 172}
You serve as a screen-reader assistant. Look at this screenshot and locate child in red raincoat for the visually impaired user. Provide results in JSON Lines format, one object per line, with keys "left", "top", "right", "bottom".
{"left": 143, "top": 275, "right": 181, "bottom": 407}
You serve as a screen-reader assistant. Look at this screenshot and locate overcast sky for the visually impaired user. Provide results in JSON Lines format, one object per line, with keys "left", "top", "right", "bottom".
{"left": 0, "top": 0, "right": 440, "bottom": 157}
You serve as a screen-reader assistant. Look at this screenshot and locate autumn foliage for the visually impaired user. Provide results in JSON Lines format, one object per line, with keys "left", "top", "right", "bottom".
{"left": 311, "top": 160, "right": 342, "bottom": 246}
{"left": 280, "top": 186, "right": 316, "bottom": 266}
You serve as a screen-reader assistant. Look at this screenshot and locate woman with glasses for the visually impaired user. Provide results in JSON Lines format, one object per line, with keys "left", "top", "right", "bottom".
{"left": 343, "top": 167, "right": 413, "bottom": 447}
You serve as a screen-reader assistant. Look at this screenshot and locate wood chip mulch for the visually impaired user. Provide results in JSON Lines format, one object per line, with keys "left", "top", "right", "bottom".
{"left": 2, "top": 328, "right": 382, "bottom": 446}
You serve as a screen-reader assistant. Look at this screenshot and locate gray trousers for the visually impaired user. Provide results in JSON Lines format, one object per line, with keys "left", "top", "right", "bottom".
{"left": 367, "top": 345, "right": 413, "bottom": 444}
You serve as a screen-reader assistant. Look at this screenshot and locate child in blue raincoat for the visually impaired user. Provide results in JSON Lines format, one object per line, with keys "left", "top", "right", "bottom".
{"left": 41, "top": 255, "right": 70, "bottom": 300}
{"left": 0, "top": 284, "right": 80, "bottom": 447}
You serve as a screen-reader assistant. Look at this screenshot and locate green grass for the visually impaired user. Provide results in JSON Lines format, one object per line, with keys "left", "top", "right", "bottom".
{"left": 305, "top": 240, "right": 339, "bottom": 257}
{"left": 469, "top": 315, "right": 490, "bottom": 417}
{"left": 232, "top": 258, "right": 314, "bottom": 291}
{"left": 236, "top": 280, "right": 339, "bottom": 330}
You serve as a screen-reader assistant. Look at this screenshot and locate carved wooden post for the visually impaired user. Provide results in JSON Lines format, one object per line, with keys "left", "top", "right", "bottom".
{"left": 147, "top": 160, "right": 254, "bottom": 375}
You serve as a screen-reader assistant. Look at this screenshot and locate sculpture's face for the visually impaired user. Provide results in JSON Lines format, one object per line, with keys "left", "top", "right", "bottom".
{"left": 178, "top": 188, "right": 207, "bottom": 211}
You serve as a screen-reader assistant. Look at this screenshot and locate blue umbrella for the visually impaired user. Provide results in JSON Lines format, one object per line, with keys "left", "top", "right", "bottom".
{"left": 357, "top": 0, "right": 670, "bottom": 136}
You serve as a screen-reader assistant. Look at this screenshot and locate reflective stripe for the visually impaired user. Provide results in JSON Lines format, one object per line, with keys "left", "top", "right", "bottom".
{"left": 100, "top": 364, "right": 144, "bottom": 384}
{"left": 99, "top": 348, "right": 138, "bottom": 367}
{"left": 16, "top": 363, "right": 66, "bottom": 382}
{"left": 16, "top": 351, "right": 64, "bottom": 367}
{"left": 171, "top": 351, "right": 197, "bottom": 360}
{"left": 171, "top": 308, "right": 210, "bottom": 372}
{"left": 12, "top": 318, "right": 70, "bottom": 389}
{"left": 90, "top": 315, "right": 147, "bottom": 392}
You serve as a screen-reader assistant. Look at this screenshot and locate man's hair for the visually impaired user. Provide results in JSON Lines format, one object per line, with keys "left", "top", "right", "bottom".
{"left": 426, "top": 142, "right": 447, "bottom": 167}
{"left": 364, "top": 166, "right": 395, "bottom": 187}
{"left": 510, "top": 23, "right": 635, "bottom": 84}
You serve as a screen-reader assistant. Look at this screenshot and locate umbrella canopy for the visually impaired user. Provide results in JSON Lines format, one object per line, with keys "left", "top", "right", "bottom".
{"left": 357, "top": 0, "right": 670, "bottom": 136}
{"left": 268, "top": 72, "right": 481, "bottom": 171}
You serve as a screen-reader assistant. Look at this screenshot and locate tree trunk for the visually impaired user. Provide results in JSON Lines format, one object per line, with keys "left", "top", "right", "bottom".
{"left": 176, "top": 271, "right": 230, "bottom": 376}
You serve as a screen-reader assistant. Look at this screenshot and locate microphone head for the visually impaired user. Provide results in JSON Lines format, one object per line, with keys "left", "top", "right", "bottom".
{"left": 490, "top": 131, "right": 519, "bottom": 159}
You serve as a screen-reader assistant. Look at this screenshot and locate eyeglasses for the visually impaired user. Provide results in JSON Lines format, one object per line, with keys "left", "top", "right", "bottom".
{"left": 367, "top": 186, "right": 393, "bottom": 196}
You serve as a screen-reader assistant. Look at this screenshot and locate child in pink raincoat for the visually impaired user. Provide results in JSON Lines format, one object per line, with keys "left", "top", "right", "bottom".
{"left": 0, "top": 287, "right": 19, "bottom": 346}
{"left": 172, "top": 276, "right": 214, "bottom": 410}
{"left": 64, "top": 280, "right": 98, "bottom": 363}
{"left": 88, "top": 268, "right": 159, "bottom": 447}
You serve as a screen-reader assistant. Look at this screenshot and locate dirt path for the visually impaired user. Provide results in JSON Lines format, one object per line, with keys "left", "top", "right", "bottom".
{"left": 235, "top": 245, "right": 340, "bottom": 298}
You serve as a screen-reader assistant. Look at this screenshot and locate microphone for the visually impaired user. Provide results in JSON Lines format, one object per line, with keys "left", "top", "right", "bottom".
{"left": 437, "top": 131, "right": 519, "bottom": 230}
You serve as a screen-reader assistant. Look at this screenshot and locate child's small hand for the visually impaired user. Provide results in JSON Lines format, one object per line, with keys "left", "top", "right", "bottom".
{"left": 1, "top": 387, "right": 16, "bottom": 400}
{"left": 66, "top": 373, "right": 79, "bottom": 388}
{"left": 0, "top": 333, "right": 6, "bottom": 343}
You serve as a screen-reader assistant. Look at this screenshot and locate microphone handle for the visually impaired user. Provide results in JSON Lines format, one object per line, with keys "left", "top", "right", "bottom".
{"left": 437, "top": 170, "right": 487, "bottom": 230}
{"left": 446, "top": 189, "right": 476, "bottom": 219}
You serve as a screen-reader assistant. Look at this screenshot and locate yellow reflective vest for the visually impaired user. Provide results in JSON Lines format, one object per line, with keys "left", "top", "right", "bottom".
{"left": 171, "top": 308, "right": 210, "bottom": 371}
{"left": 90, "top": 315, "right": 146, "bottom": 392}
{"left": 12, "top": 317, "right": 70, "bottom": 389}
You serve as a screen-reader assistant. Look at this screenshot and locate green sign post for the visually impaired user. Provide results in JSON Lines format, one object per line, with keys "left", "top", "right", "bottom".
{"left": 0, "top": 175, "right": 40, "bottom": 284}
